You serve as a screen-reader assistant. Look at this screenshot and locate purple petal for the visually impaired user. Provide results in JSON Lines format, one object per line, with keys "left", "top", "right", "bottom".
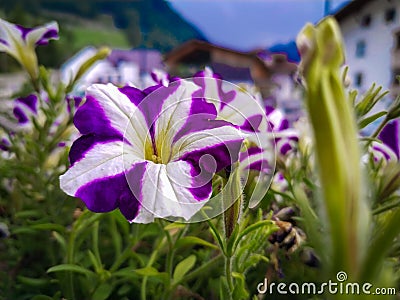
{"left": 246, "top": 159, "right": 270, "bottom": 171}
{"left": 16, "top": 94, "right": 37, "bottom": 113}
{"left": 280, "top": 142, "right": 293, "bottom": 155}
{"left": 0, "top": 138, "right": 10, "bottom": 151}
{"left": 181, "top": 139, "right": 243, "bottom": 174}
{"left": 172, "top": 97, "right": 219, "bottom": 143}
{"left": 193, "top": 70, "right": 236, "bottom": 111}
{"left": 379, "top": 120, "right": 399, "bottom": 158}
{"left": 74, "top": 95, "right": 124, "bottom": 138}
{"left": 36, "top": 29, "right": 58, "bottom": 45}
{"left": 69, "top": 134, "right": 122, "bottom": 166}
{"left": 13, "top": 107, "right": 28, "bottom": 124}
{"left": 75, "top": 162, "right": 146, "bottom": 220}
{"left": 16, "top": 25, "right": 33, "bottom": 40}
{"left": 240, "top": 114, "right": 263, "bottom": 132}
{"left": 67, "top": 96, "right": 83, "bottom": 113}
{"left": 0, "top": 38, "right": 8, "bottom": 46}
{"left": 119, "top": 82, "right": 180, "bottom": 139}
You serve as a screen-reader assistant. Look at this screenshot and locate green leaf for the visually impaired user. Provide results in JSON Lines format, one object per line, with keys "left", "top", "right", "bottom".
{"left": 232, "top": 272, "right": 249, "bottom": 300}
{"left": 173, "top": 255, "right": 196, "bottom": 283}
{"left": 30, "top": 223, "right": 66, "bottom": 233}
{"left": 233, "top": 220, "right": 277, "bottom": 253}
{"left": 112, "top": 268, "right": 139, "bottom": 280}
{"left": 92, "top": 282, "right": 114, "bottom": 300}
{"left": 175, "top": 236, "right": 218, "bottom": 250}
{"left": 164, "top": 222, "right": 186, "bottom": 231}
{"left": 219, "top": 276, "right": 231, "bottom": 300}
{"left": 14, "top": 210, "right": 42, "bottom": 219}
{"left": 134, "top": 267, "right": 161, "bottom": 277}
{"left": 31, "top": 296, "right": 54, "bottom": 300}
{"left": 358, "top": 111, "right": 386, "bottom": 129}
{"left": 17, "top": 276, "right": 49, "bottom": 287}
{"left": 52, "top": 231, "right": 66, "bottom": 252}
{"left": 47, "top": 264, "right": 95, "bottom": 277}
{"left": 88, "top": 250, "right": 102, "bottom": 273}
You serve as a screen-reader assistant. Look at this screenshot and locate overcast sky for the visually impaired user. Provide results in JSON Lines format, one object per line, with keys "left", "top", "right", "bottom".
{"left": 169, "top": 0, "right": 349, "bottom": 51}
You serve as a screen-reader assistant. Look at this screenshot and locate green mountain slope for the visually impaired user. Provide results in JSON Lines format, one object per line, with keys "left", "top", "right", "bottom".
{"left": 0, "top": 0, "right": 206, "bottom": 71}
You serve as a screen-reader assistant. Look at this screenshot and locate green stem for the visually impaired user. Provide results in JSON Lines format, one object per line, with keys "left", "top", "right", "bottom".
{"left": 141, "top": 237, "right": 166, "bottom": 300}
{"left": 225, "top": 255, "right": 234, "bottom": 295}
{"left": 109, "top": 241, "right": 139, "bottom": 273}
{"left": 206, "top": 218, "right": 226, "bottom": 255}
{"left": 66, "top": 231, "right": 76, "bottom": 300}
{"left": 92, "top": 221, "right": 101, "bottom": 267}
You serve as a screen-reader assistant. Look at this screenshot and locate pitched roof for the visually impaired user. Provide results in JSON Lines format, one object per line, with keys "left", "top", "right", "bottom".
{"left": 334, "top": 0, "right": 375, "bottom": 22}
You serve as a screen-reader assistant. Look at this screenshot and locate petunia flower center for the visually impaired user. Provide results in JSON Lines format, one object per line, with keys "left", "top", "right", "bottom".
{"left": 150, "top": 154, "right": 163, "bottom": 164}
{"left": 144, "top": 135, "right": 169, "bottom": 164}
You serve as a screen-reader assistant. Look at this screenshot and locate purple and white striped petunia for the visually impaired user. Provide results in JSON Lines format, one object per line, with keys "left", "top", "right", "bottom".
{"left": 192, "top": 68, "right": 276, "bottom": 207}
{"left": 60, "top": 80, "right": 246, "bottom": 223}
{"left": 266, "top": 106, "right": 298, "bottom": 156}
{"left": 0, "top": 18, "right": 58, "bottom": 79}
{"left": 0, "top": 94, "right": 38, "bottom": 132}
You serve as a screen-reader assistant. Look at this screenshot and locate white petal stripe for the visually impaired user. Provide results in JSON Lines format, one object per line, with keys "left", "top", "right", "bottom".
{"left": 60, "top": 141, "right": 140, "bottom": 196}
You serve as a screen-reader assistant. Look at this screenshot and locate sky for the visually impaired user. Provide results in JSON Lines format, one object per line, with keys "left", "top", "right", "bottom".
{"left": 169, "top": 0, "right": 349, "bottom": 51}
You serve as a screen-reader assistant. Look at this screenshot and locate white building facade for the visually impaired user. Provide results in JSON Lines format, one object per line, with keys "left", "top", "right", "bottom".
{"left": 335, "top": 0, "right": 400, "bottom": 100}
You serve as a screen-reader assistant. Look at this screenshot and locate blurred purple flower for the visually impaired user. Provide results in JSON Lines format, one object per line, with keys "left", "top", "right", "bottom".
{"left": 0, "top": 18, "right": 58, "bottom": 79}
{"left": 378, "top": 120, "right": 399, "bottom": 159}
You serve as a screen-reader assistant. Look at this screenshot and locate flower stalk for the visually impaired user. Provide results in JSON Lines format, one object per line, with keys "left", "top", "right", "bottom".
{"left": 297, "top": 17, "right": 366, "bottom": 278}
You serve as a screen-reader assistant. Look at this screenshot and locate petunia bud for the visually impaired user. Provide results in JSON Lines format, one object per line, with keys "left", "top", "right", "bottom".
{"left": 297, "top": 17, "right": 366, "bottom": 276}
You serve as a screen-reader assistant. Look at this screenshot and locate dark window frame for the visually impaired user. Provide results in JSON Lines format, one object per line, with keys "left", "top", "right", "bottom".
{"left": 355, "top": 40, "right": 366, "bottom": 58}
{"left": 355, "top": 72, "right": 364, "bottom": 87}
{"left": 385, "top": 8, "right": 396, "bottom": 23}
{"left": 361, "top": 14, "right": 372, "bottom": 27}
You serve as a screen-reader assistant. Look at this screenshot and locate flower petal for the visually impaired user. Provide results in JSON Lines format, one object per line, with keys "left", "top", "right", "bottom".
{"left": 60, "top": 141, "right": 140, "bottom": 197}
{"left": 132, "top": 160, "right": 211, "bottom": 222}
{"left": 22, "top": 21, "right": 59, "bottom": 46}
{"left": 174, "top": 125, "right": 245, "bottom": 172}
{"left": 0, "top": 18, "right": 24, "bottom": 55}
{"left": 61, "top": 139, "right": 148, "bottom": 220}
{"left": 76, "top": 84, "right": 148, "bottom": 157}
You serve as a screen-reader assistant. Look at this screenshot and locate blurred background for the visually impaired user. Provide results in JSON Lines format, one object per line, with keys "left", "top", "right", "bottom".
{"left": 0, "top": 0, "right": 399, "bottom": 128}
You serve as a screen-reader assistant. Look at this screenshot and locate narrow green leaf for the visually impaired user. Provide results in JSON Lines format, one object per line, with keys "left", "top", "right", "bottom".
{"left": 164, "top": 222, "right": 186, "bottom": 231}
{"left": 233, "top": 220, "right": 277, "bottom": 253}
{"left": 219, "top": 276, "right": 230, "bottom": 300}
{"left": 88, "top": 250, "right": 102, "bottom": 273}
{"left": 232, "top": 272, "right": 249, "bottom": 300}
{"left": 175, "top": 236, "right": 218, "bottom": 250}
{"left": 30, "top": 223, "right": 66, "bottom": 233}
{"left": 17, "top": 276, "right": 49, "bottom": 287}
{"left": 173, "top": 255, "right": 196, "bottom": 283}
{"left": 52, "top": 231, "right": 67, "bottom": 253}
{"left": 112, "top": 268, "right": 139, "bottom": 279}
{"left": 134, "top": 267, "right": 161, "bottom": 277}
{"left": 358, "top": 111, "right": 386, "bottom": 129}
{"left": 31, "top": 296, "right": 54, "bottom": 300}
{"left": 14, "top": 210, "right": 42, "bottom": 219}
{"left": 47, "top": 264, "right": 95, "bottom": 277}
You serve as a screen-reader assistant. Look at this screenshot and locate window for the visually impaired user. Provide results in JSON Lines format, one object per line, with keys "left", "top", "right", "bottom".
{"left": 355, "top": 72, "right": 363, "bottom": 87}
{"left": 395, "top": 32, "right": 400, "bottom": 49}
{"left": 385, "top": 8, "right": 396, "bottom": 23}
{"left": 392, "top": 69, "right": 400, "bottom": 85}
{"left": 356, "top": 40, "right": 366, "bottom": 58}
{"left": 361, "top": 14, "right": 372, "bottom": 27}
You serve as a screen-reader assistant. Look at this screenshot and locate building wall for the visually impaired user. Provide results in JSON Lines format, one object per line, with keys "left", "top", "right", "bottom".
{"left": 338, "top": 0, "right": 400, "bottom": 98}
